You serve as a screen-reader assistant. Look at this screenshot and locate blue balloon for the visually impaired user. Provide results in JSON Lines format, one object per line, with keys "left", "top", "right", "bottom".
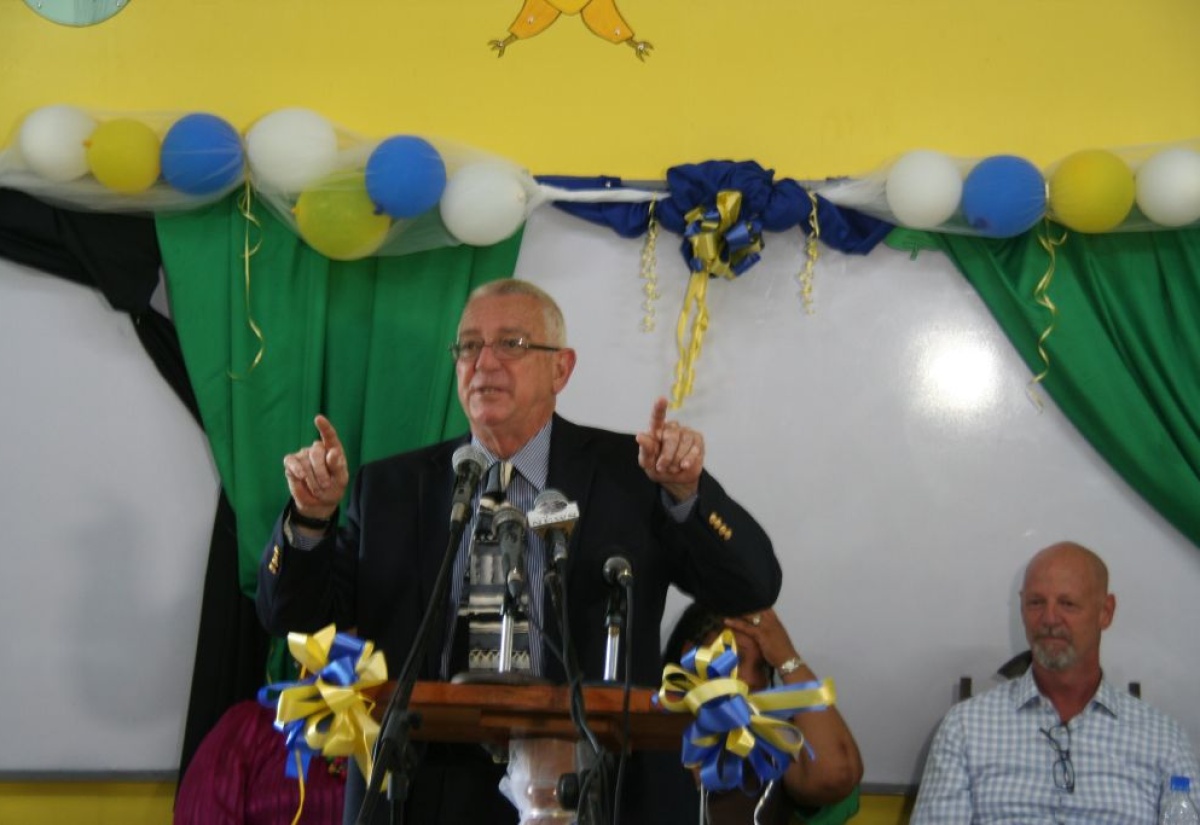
{"left": 961, "top": 155, "right": 1046, "bottom": 238}
{"left": 161, "top": 113, "right": 244, "bottom": 196}
{"left": 365, "top": 136, "right": 446, "bottom": 219}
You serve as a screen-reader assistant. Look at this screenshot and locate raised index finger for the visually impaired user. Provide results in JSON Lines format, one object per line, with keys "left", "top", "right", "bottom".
{"left": 647, "top": 396, "right": 669, "bottom": 436}
{"left": 313, "top": 414, "right": 344, "bottom": 452}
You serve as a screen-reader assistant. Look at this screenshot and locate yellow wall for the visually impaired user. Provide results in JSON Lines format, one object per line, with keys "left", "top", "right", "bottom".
{"left": 0, "top": 782, "right": 912, "bottom": 824}
{"left": 2, "top": 0, "right": 1198, "bottom": 179}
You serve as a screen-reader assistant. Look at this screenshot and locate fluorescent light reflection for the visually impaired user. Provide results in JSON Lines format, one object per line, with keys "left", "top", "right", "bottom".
{"left": 912, "top": 329, "right": 1002, "bottom": 421}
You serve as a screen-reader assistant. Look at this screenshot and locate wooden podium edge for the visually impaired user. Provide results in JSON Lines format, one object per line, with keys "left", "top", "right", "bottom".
{"left": 370, "top": 681, "right": 688, "bottom": 752}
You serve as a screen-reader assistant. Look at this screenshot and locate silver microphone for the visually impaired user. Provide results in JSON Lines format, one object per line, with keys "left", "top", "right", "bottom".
{"left": 449, "top": 444, "right": 488, "bottom": 528}
{"left": 527, "top": 488, "right": 580, "bottom": 567}
{"left": 494, "top": 502, "right": 528, "bottom": 600}
{"left": 602, "top": 554, "right": 632, "bottom": 682}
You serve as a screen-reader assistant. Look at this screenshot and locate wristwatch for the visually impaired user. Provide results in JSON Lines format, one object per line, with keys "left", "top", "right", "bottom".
{"left": 288, "top": 501, "right": 334, "bottom": 531}
{"left": 778, "top": 656, "right": 806, "bottom": 676}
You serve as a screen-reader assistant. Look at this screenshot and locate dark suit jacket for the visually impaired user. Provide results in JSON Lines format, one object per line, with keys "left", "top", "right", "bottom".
{"left": 257, "top": 414, "right": 782, "bottom": 823}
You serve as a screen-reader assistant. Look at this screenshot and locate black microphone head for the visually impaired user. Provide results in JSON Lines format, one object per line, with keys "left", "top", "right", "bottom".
{"left": 603, "top": 555, "right": 633, "bottom": 587}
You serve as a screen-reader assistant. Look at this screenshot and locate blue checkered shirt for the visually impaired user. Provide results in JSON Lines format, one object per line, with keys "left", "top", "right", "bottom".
{"left": 912, "top": 669, "right": 1200, "bottom": 824}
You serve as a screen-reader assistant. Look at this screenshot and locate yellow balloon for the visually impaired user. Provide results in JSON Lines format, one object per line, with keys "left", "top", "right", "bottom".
{"left": 86, "top": 118, "right": 161, "bottom": 194}
{"left": 294, "top": 171, "right": 391, "bottom": 260}
{"left": 1049, "top": 149, "right": 1134, "bottom": 233}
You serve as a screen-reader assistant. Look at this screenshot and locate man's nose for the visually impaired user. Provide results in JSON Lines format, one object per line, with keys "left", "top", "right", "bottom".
{"left": 473, "top": 341, "right": 503, "bottom": 368}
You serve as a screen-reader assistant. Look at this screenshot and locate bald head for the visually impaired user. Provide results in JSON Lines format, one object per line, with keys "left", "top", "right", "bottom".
{"left": 1020, "top": 541, "right": 1115, "bottom": 675}
{"left": 1024, "top": 541, "right": 1109, "bottom": 596}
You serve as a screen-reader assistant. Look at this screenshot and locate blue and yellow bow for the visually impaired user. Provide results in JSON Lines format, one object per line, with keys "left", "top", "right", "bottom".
{"left": 656, "top": 630, "right": 835, "bottom": 792}
{"left": 672, "top": 190, "right": 765, "bottom": 408}
{"left": 257, "top": 625, "right": 388, "bottom": 781}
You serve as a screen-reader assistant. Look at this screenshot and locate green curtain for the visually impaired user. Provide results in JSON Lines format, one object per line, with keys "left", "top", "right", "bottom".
{"left": 887, "top": 225, "right": 1200, "bottom": 550}
{"left": 156, "top": 194, "right": 523, "bottom": 595}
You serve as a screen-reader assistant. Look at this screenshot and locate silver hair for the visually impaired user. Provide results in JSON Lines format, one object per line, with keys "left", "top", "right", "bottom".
{"left": 466, "top": 279, "right": 567, "bottom": 346}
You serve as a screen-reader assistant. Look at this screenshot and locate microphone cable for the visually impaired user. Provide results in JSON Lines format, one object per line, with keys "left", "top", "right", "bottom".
{"left": 611, "top": 576, "right": 634, "bottom": 825}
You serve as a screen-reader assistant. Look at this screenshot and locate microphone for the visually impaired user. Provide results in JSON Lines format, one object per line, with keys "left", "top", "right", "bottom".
{"left": 602, "top": 554, "right": 632, "bottom": 682}
{"left": 602, "top": 555, "right": 633, "bottom": 588}
{"left": 494, "top": 502, "right": 528, "bottom": 600}
{"left": 527, "top": 488, "right": 580, "bottom": 567}
{"left": 449, "top": 444, "right": 488, "bottom": 528}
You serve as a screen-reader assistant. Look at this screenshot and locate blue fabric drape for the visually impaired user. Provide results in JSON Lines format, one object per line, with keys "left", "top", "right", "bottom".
{"left": 539, "top": 160, "right": 893, "bottom": 257}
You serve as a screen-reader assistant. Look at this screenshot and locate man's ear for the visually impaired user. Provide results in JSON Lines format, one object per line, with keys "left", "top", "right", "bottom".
{"left": 552, "top": 348, "right": 576, "bottom": 394}
{"left": 1100, "top": 593, "right": 1115, "bottom": 631}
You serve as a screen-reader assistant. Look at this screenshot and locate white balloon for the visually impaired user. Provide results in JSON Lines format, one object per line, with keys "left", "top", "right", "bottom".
{"left": 885, "top": 150, "right": 963, "bottom": 229}
{"left": 17, "top": 105, "right": 97, "bottom": 182}
{"left": 440, "top": 162, "right": 530, "bottom": 246}
{"left": 1136, "top": 147, "right": 1200, "bottom": 228}
{"left": 245, "top": 108, "right": 338, "bottom": 195}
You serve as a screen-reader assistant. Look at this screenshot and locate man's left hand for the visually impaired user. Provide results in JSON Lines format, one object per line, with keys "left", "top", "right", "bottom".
{"left": 636, "top": 396, "right": 704, "bottom": 502}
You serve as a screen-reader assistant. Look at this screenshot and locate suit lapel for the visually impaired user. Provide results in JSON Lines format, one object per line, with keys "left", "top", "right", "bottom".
{"left": 547, "top": 414, "right": 598, "bottom": 537}
{"left": 543, "top": 415, "right": 601, "bottom": 683}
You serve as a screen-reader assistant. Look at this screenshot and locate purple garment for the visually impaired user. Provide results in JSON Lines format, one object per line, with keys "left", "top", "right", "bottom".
{"left": 174, "top": 701, "right": 346, "bottom": 825}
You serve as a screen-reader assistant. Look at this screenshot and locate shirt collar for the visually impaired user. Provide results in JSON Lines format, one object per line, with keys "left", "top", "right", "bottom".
{"left": 472, "top": 419, "right": 552, "bottom": 492}
{"left": 1012, "top": 667, "right": 1121, "bottom": 719}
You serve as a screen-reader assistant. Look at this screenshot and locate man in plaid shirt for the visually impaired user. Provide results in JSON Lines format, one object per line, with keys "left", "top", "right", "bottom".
{"left": 912, "top": 541, "right": 1199, "bottom": 824}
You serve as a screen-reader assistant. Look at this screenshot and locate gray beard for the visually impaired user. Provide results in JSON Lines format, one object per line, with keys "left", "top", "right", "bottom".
{"left": 1032, "top": 639, "right": 1078, "bottom": 671}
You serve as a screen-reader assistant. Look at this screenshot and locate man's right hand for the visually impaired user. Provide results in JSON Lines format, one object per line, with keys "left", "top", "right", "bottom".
{"left": 282, "top": 414, "right": 349, "bottom": 520}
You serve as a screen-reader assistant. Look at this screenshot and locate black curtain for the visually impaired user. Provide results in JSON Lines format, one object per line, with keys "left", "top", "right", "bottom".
{"left": 0, "top": 188, "right": 266, "bottom": 783}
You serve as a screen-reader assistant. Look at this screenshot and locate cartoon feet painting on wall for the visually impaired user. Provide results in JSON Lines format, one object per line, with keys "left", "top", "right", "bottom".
{"left": 489, "top": 0, "right": 653, "bottom": 60}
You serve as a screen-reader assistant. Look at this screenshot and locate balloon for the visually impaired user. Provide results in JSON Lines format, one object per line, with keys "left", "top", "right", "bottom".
{"left": 885, "top": 150, "right": 962, "bottom": 229}
{"left": 365, "top": 136, "right": 446, "bottom": 219}
{"left": 17, "top": 105, "right": 96, "bottom": 182}
{"left": 86, "top": 118, "right": 161, "bottom": 194}
{"left": 161, "top": 113, "right": 244, "bottom": 196}
{"left": 294, "top": 171, "right": 391, "bottom": 260}
{"left": 961, "top": 155, "right": 1045, "bottom": 238}
{"left": 1135, "top": 147, "right": 1200, "bottom": 228}
{"left": 440, "top": 162, "right": 530, "bottom": 246}
{"left": 246, "top": 108, "right": 338, "bottom": 195}
{"left": 1049, "top": 149, "right": 1134, "bottom": 233}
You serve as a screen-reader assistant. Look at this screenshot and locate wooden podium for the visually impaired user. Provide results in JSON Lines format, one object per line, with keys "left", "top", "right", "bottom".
{"left": 374, "top": 681, "right": 688, "bottom": 823}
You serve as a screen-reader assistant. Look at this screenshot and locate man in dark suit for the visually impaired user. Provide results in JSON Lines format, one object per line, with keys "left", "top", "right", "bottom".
{"left": 257, "top": 279, "right": 782, "bottom": 824}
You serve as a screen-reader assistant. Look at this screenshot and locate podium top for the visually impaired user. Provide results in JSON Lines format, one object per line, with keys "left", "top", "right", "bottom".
{"left": 373, "top": 681, "right": 688, "bottom": 752}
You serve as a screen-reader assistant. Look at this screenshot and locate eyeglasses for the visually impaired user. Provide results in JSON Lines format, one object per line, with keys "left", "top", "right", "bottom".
{"left": 1040, "top": 723, "right": 1075, "bottom": 793}
{"left": 449, "top": 337, "right": 562, "bottom": 363}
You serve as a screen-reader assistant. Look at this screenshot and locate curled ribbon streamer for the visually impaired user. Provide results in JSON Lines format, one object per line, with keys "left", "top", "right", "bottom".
{"left": 798, "top": 190, "right": 821, "bottom": 314}
{"left": 258, "top": 624, "right": 388, "bottom": 787}
{"left": 670, "top": 190, "right": 765, "bottom": 409}
{"left": 1029, "top": 220, "right": 1068, "bottom": 411}
{"left": 640, "top": 198, "right": 660, "bottom": 332}
{"left": 229, "top": 180, "right": 265, "bottom": 380}
{"left": 655, "top": 630, "right": 836, "bottom": 793}
{"left": 290, "top": 751, "right": 306, "bottom": 825}
{"left": 671, "top": 272, "right": 709, "bottom": 408}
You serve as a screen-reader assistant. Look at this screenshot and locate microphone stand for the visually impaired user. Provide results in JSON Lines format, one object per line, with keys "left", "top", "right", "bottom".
{"left": 545, "top": 554, "right": 612, "bottom": 825}
{"left": 602, "top": 586, "right": 625, "bottom": 682}
{"left": 355, "top": 516, "right": 470, "bottom": 825}
{"left": 497, "top": 585, "right": 521, "bottom": 674}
